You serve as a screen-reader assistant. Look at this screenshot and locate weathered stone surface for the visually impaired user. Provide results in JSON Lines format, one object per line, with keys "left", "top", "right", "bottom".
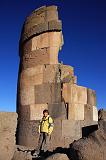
{"left": 98, "top": 109, "right": 106, "bottom": 121}
{"left": 21, "top": 65, "right": 43, "bottom": 76}
{"left": 84, "top": 104, "right": 93, "bottom": 121}
{"left": 30, "top": 104, "right": 48, "bottom": 120}
{"left": 62, "top": 84, "right": 87, "bottom": 104}
{"left": 21, "top": 5, "right": 62, "bottom": 43}
{"left": 68, "top": 103, "right": 84, "bottom": 120}
{"left": 22, "top": 49, "right": 50, "bottom": 68}
{"left": 48, "top": 20, "right": 62, "bottom": 31}
{"left": 93, "top": 106, "right": 98, "bottom": 121}
{"left": 17, "top": 120, "right": 39, "bottom": 147}
{"left": 12, "top": 150, "right": 32, "bottom": 160}
{"left": 84, "top": 104, "right": 98, "bottom": 123}
{"left": 31, "top": 32, "right": 62, "bottom": 50}
{"left": 21, "top": 39, "right": 32, "bottom": 56}
{"left": 34, "top": 83, "right": 61, "bottom": 104}
{"left": 62, "top": 120, "right": 81, "bottom": 139}
{"left": 80, "top": 119, "right": 98, "bottom": 128}
{"left": 43, "top": 64, "right": 59, "bottom": 83}
{"left": 20, "top": 70, "right": 43, "bottom": 86}
{"left": 18, "top": 105, "right": 30, "bottom": 121}
{"left": 0, "top": 112, "right": 17, "bottom": 160}
{"left": 46, "top": 6, "right": 58, "bottom": 21}
{"left": 20, "top": 85, "right": 35, "bottom": 106}
{"left": 87, "top": 88, "right": 96, "bottom": 106}
{"left": 70, "top": 85, "right": 87, "bottom": 104}
{"left": 48, "top": 102, "right": 66, "bottom": 119}
{"left": 25, "top": 6, "right": 58, "bottom": 27}
{"left": 70, "top": 110, "right": 106, "bottom": 160}
{"left": 45, "top": 153, "right": 69, "bottom": 160}
{"left": 49, "top": 119, "right": 63, "bottom": 150}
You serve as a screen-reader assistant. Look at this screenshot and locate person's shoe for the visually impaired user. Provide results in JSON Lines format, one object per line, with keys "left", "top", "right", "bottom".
{"left": 32, "top": 151, "right": 39, "bottom": 158}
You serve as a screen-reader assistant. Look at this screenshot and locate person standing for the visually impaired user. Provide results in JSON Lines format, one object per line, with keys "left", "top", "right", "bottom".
{"left": 33, "top": 109, "right": 54, "bottom": 156}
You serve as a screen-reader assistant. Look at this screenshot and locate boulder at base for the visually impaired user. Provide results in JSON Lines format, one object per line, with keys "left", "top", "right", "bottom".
{"left": 70, "top": 109, "right": 106, "bottom": 160}
{"left": 45, "top": 153, "right": 69, "bottom": 160}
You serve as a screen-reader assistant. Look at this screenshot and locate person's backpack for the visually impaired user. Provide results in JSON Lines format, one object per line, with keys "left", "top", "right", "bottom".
{"left": 48, "top": 116, "right": 54, "bottom": 129}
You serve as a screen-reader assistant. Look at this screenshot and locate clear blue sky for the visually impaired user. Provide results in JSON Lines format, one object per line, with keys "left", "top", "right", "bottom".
{"left": 0, "top": 0, "right": 106, "bottom": 112}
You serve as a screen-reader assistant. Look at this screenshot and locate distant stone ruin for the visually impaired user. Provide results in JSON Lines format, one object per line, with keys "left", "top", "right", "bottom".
{"left": 16, "top": 5, "right": 98, "bottom": 150}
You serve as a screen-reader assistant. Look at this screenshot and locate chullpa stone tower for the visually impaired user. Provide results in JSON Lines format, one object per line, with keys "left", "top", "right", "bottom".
{"left": 17, "top": 5, "right": 98, "bottom": 149}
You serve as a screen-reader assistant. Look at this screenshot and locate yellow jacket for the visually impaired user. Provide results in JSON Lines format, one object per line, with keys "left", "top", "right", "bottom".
{"left": 39, "top": 115, "right": 54, "bottom": 135}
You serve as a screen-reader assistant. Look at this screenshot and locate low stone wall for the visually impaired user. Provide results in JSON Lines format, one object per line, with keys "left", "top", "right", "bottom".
{"left": 0, "top": 112, "right": 18, "bottom": 160}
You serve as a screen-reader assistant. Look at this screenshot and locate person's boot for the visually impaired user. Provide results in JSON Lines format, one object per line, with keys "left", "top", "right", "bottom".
{"left": 32, "top": 150, "right": 39, "bottom": 158}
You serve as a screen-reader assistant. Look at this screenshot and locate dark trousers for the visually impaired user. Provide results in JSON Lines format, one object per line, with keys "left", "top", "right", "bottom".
{"left": 36, "top": 132, "right": 50, "bottom": 154}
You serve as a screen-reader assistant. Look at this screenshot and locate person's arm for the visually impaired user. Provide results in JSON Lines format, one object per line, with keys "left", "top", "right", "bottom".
{"left": 48, "top": 117, "right": 54, "bottom": 135}
{"left": 38, "top": 120, "right": 41, "bottom": 133}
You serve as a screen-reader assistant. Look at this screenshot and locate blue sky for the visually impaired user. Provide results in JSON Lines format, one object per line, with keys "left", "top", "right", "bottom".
{"left": 0, "top": 0, "right": 106, "bottom": 111}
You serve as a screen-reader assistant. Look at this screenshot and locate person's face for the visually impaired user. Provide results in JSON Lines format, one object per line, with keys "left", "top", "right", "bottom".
{"left": 43, "top": 112, "right": 48, "bottom": 117}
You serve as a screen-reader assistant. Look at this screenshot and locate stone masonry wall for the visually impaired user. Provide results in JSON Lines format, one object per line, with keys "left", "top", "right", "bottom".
{"left": 0, "top": 112, "right": 17, "bottom": 160}
{"left": 17, "top": 5, "right": 98, "bottom": 149}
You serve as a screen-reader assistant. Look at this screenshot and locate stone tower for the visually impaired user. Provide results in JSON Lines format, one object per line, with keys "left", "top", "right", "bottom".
{"left": 17, "top": 6, "right": 98, "bottom": 149}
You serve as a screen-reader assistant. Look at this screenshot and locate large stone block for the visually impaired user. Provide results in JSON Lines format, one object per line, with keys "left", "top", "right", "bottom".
{"left": 35, "top": 83, "right": 61, "bottom": 104}
{"left": 49, "top": 46, "right": 59, "bottom": 64}
{"left": 31, "top": 31, "right": 62, "bottom": 51}
{"left": 84, "top": 104, "right": 98, "bottom": 123}
{"left": 32, "top": 32, "right": 49, "bottom": 50}
{"left": 49, "top": 32, "right": 63, "bottom": 48}
{"left": 62, "top": 120, "right": 81, "bottom": 139}
{"left": 30, "top": 104, "right": 48, "bottom": 120}
{"left": 24, "top": 12, "right": 46, "bottom": 32}
{"left": 62, "top": 84, "right": 87, "bottom": 104}
{"left": 80, "top": 120, "right": 98, "bottom": 128}
{"left": 49, "top": 119, "right": 63, "bottom": 150}
{"left": 43, "top": 64, "right": 58, "bottom": 83}
{"left": 28, "top": 73, "right": 43, "bottom": 85}
{"left": 20, "top": 85, "right": 35, "bottom": 105}
{"left": 93, "top": 106, "right": 98, "bottom": 121}
{"left": 87, "top": 88, "right": 96, "bottom": 106}
{"left": 20, "top": 68, "right": 43, "bottom": 86}
{"left": 18, "top": 105, "right": 30, "bottom": 121}
{"left": 48, "top": 20, "right": 62, "bottom": 31}
{"left": 21, "top": 65, "right": 43, "bottom": 76}
{"left": 71, "top": 85, "right": 87, "bottom": 104}
{"left": 17, "top": 120, "right": 39, "bottom": 147}
{"left": 22, "top": 48, "right": 50, "bottom": 68}
{"left": 46, "top": 5, "right": 58, "bottom": 21}
{"left": 0, "top": 112, "right": 17, "bottom": 160}
{"left": 68, "top": 103, "right": 84, "bottom": 120}
{"left": 84, "top": 104, "right": 93, "bottom": 121}
{"left": 35, "top": 83, "right": 51, "bottom": 103}
{"left": 48, "top": 102, "right": 66, "bottom": 119}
